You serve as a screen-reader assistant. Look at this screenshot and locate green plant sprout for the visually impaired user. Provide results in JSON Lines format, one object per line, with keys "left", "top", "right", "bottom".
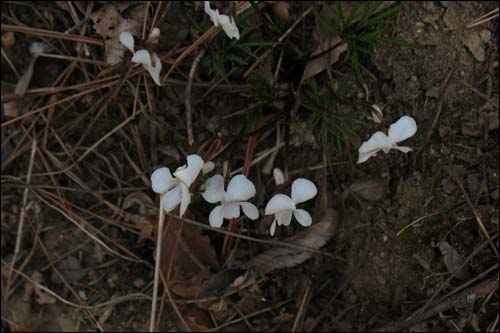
{"left": 315, "top": 1, "right": 414, "bottom": 83}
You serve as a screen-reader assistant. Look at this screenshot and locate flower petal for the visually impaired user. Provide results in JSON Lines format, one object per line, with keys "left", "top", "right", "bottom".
{"left": 270, "top": 220, "right": 277, "bottom": 236}
{"left": 357, "top": 131, "right": 390, "bottom": 164}
{"left": 222, "top": 202, "right": 240, "bottom": 219}
{"left": 204, "top": 1, "right": 220, "bottom": 26}
{"left": 131, "top": 49, "right": 151, "bottom": 67}
{"left": 276, "top": 210, "right": 293, "bottom": 226}
{"left": 162, "top": 184, "right": 182, "bottom": 213}
{"left": 392, "top": 145, "right": 413, "bottom": 153}
{"left": 264, "top": 194, "right": 295, "bottom": 215}
{"left": 240, "top": 202, "right": 259, "bottom": 220}
{"left": 144, "top": 52, "right": 162, "bottom": 86}
{"left": 273, "top": 168, "right": 285, "bottom": 185}
{"left": 291, "top": 178, "right": 318, "bottom": 205}
{"left": 209, "top": 205, "right": 224, "bottom": 228}
{"left": 388, "top": 116, "right": 417, "bottom": 144}
{"left": 179, "top": 184, "right": 191, "bottom": 217}
{"left": 174, "top": 154, "right": 204, "bottom": 188}
{"left": 293, "top": 209, "right": 312, "bottom": 227}
{"left": 151, "top": 167, "right": 177, "bottom": 193}
{"left": 217, "top": 14, "right": 240, "bottom": 40}
{"left": 225, "top": 175, "right": 256, "bottom": 202}
{"left": 201, "top": 174, "right": 225, "bottom": 204}
{"left": 202, "top": 161, "right": 215, "bottom": 175}
{"left": 119, "top": 31, "right": 135, "bottom": 53}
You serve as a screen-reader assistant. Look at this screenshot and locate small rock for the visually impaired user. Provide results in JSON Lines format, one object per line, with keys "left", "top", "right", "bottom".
{"left": 443, "top": 5, "right": 462, "bottom": 30}
{"left": 411, "top": 75, "right": 418, "bottom": 82}
{"left": 439, "top": 1, "right": 449, "bottom": 8}
{"left": 461, "top": 30, "right": 485, "bottom": 62}
{"left": 423, "top": 1, "right": 438, "bottom": 13}
{"left": 423, "top": 14, "right": 440, "bottom": 30}
{"left": 426, "top": 85, "right": 441, "bottom": 98}
{"left": 479, "top": 29, "right": 492, "bottom": 43}
{"left": 133, "top": 278, "right": 145, "bottom": 289}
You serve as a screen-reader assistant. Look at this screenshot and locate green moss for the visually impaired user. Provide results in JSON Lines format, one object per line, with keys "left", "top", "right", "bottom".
{"left": 400, "top": 216, "right": 447, "bottom": 254}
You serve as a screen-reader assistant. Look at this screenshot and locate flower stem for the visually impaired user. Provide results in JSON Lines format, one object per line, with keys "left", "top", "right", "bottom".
{"left": 150, "top": 196, "right": 164, "bottom": 332}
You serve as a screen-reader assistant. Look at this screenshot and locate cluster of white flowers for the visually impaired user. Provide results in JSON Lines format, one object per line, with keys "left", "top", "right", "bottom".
{"left": 150, "top": 153, "right": 317, "bottom": 236}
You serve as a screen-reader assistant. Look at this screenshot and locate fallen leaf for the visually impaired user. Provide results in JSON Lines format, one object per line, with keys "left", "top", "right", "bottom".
{"left": 160, "top": 213, "right": 220, "bottom": 282}
{"left": 243, "top": 209, "right": 337, "bottom": 273}
{"left": 105, "top": 18, "right": 140, "bottom": 65}
{"left": 32, "top": 271, "right": 56, "bottom": 304}
{"left": 53, "top": 256, "right": 87, "bottom": 283}
{"left": 91, "top": 4, "right": 122, "bottom": 38}
{"left": 347, "top": 179, "right": 387, "bottom": 201}
{"left": 438, "top": 240, "right": 469, "bottom": 280}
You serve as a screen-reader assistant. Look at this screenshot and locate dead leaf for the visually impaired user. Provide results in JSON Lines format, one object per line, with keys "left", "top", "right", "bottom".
{"left": 32, "top": 272, "right": 56, "bottom": 304}
{"left": 53, "top": 256, "right": 87, "bottom": 282}
{"left": 123, "top": 191, "right": 154, "bottom": 215}
{"left": 243, "top": 209, "right": 337, "bottom": 273}
{"left": 91, "top": 5, "right": 122, "bottom": 38}
{"left": 185, "top": 305, "right": 213, "bottom": 331}
{"left": 105, "top": 18, "right": 140, "bottom": 65}
{"left": 438, "top": 240, "right": 469, "bottom": 280}
{"left": 160, "top": 213, "right": 220, "bottom": 281}
{"left": 270, "top": 2, "right": 291, "bottom": 21}
{"left": 347, "top": 179, "right": 387, "bottom": 201}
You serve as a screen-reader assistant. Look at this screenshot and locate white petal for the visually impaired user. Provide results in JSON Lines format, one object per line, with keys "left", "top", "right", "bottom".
{"left": 291, "top": 178, "right": 318, "bottom": 205}
{"left": 29, "top": 41, "right": 49, "bottom": 57}
{"left": 240, "top": 202, "right": 259, "bottom": 220}
{"left": 392, "top": 145, "right": 413, "bottom": 153}
{"left": 273, "top": 168, "right": 285, "bottom": 185}
{"left": 174, "top": 154, "right": 204, "bottom": 188}
{"left": 162, "top": 184, "right": 182, "bottom": 213}
{"left": 201, "top": 174, "right": 225, "bottom": 204}
{"left": 204, "top": 1, "right": 220, "bottom": 26}
{"left": 264, "top": 194, "right": 295, "bottom": 215}
{"left": 293, "top": 209, "right": 312, "bottom": 227}
{"left": 357, "top": 131, "right": 391, "bottom": 164}
{"left": 388, "top": 116, "right": 417, "bottom": 144}
{"left": 218, "top": 15, "right": 240, "bottom": 40}
{"left": 270, "top": 220, "right": 277, "bottom": 236}
{"left": 151, "top": 167, "right": 177, "bottom": 193}
{"left": 276, "top": 210, "right": 293, "bottom": 226}
{"left": 225, "top": 175, "right": 256, "bottom": 202}
{"left": 119, "top": 31, "right": 135, "bottom": 53}
{"left": 222, "top": 202, "right": 240, "bottom": 219}
{"left": 131, "top": 49, "right": 151, "bottom": 67}
{"left": 179, "top": 184, "right": 191, "bottom": 217}
{"left": 209, "top": 205, "right": 224, "bottom": 228}
{"left": 202, "top": 161, "right": 215, "bottom": 175}
{"left": 143, "top": 52, "right": 162, "bottom": 86}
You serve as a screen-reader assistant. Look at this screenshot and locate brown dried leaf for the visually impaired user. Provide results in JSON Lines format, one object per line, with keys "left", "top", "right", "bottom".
{"left": 348, "top": 179, "right": 387, "bottom": 201}
{"left": 160, "top": 214, "right": 220, "bottom": 279}
{"left": 105, "top": 18, "right": 140, "bottom": 65}
{"left": 244, "top": 209, "right": 337, "bottom": 273}
{"left": 270, "top": 2, "right": 291, "bottom": 21}
{"left": 32, "top": 272, "right": 56, "bottom": 304}
{"left": 438, "top": 240, "right": 469, "bottom": 280}
{"left": 91, "top": 5, "right": 122, "bottom": 38}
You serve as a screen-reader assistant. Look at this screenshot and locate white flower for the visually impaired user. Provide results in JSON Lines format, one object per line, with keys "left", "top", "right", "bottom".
{"left": 273, "top": 168, "right": 285, "bottom": 185}
{"left": 264, "top": 178, "right": 317, "bottom": 236}
{"left": 202, "top": 174, "right": 259, "bottom": 228}
{"left": 357, "top": 116, "right": 417, "bottom": 164}
{"left": 204, "top": 1, "right": 240, "bottom": 40}
{"left": 119, "top": 31, "right": 162, "bottom": 86}
{"left": 151, "top": 154, "right": 204, "bottom": 217}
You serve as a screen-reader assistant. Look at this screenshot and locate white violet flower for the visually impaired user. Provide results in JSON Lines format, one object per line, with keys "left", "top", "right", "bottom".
{"left": 202, "top": 174, "right": 259, "bottom": 228}
{"left": 264, "top": 178, "right": 318, "bottom": 236}
{"left": 357, "top": 116, "right": 417, "bottom": 164}
{"left": 119, "top": 31, "right": 162, "bottom": 86}
{"left": 204, "top": 1, "right": 240, "bottom": 40}
{"left": 151, "top": 154, "right": 204, "bottom": 217}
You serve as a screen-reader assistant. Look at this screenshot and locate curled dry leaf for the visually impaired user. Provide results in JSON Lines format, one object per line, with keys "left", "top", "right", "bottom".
{"left": 160, "top": 213, "right": 220, "bottom": 289}
{"left": 122, "top": 191, "right": 156, "bottom": 241}
{"left": 243, "top": 209, "right": 337, "bottom": 274}
{"left": 438, "top": 240, "right": 469, "bottom": 280}
{"left": 270, "top": 1, "right": 291, "bottom": 21}
{"left": 32, "top": 272, "right": 56, "bottom": 304}
{"left": 347, "top": 179, "right": 387, "bottom": 202}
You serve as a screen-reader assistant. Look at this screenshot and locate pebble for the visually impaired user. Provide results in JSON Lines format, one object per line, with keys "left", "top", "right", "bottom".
{"left": 461, "top": 30, "right": 485, "bottom": 62}
{"left": 479, "top": 29, "right": 492, "bottom": 43}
